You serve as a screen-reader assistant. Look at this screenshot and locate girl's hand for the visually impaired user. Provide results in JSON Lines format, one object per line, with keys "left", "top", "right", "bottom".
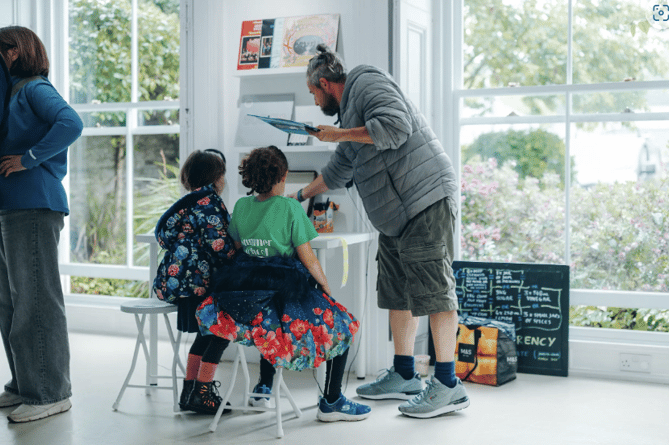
{"left": 0, "top": 155, "right": 26, "bottom": 177}
{"left": 296, "top": 241, "right": 332, "bottom": 296}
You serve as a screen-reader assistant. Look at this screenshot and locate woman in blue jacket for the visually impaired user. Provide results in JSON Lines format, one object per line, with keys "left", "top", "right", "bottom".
{"left": 0, "top": 26, "right": 83, "bottom": 423}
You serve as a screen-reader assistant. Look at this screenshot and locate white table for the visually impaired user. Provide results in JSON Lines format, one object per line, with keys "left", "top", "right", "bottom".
{"left": 310, "top": 232, "right": 374, "bottom": 380}
{"left": 137, "top": 231, "right": 375, "bottom": 384}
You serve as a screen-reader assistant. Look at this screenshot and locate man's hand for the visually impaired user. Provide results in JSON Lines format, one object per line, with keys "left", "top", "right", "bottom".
{"left": 307, "top": 125, "right": 342, "bottom": 143}
{"left": 0, "top": 155, "right": 26, "bottom": 177}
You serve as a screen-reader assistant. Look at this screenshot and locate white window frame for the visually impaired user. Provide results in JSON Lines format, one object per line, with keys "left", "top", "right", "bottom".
{"left": 45, "top": 0, "right": 181, "bottom": 286}
{"left": 439, "top": 0, "right": 669, "bottom": 310}
{"left": 433, "top": 0, "right": 669, "bottom": 376}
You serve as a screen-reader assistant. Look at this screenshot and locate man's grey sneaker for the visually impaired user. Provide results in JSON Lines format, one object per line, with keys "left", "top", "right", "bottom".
{"left": 398, "top": 376, "right": 470, "bottom": 418}
{"left": 356, "top": 367, "right": 423, "bottom": 400}
{"left": 0, "top": 391, "right": 22, "bottom": 408}
{"left": 317, "top": 394, "right": 371, "bottom": 422}
{"left": 7, "top": 398, "right": 72, "bottom": 423}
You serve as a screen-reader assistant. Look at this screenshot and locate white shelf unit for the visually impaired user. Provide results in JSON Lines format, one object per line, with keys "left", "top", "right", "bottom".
{"left": 233, "top": 67, "right": 307, "bottom": 78}
{"left": 233, "top": 144, "right": 334, "bottom": 153}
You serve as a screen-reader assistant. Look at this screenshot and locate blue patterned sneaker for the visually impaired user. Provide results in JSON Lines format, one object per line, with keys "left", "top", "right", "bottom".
{"left": 398, "top": 376, "right": 470, "bottom": 418}
{"left": 356, "top": 367, "right": 423, "bottom": 400}
{"left": 317, "top": 394, "right": 371, "bottom": 422}
{"left": 250, "top": 384, "right": 272, "bottom": 408}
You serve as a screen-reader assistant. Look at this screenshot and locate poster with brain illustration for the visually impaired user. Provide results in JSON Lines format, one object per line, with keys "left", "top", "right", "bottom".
{"left": 280, "top": 14, "right": 340, "bottom": 68}
{"left": 237, "top": 14, "right": 339, "bottom": 70}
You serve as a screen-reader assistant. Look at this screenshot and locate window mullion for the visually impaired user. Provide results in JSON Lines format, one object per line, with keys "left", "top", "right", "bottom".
{"left": 452, "top": 0, "right": 463, "bottom": 260}
{"left": 565, "top": 92, "right": 572, "bottom": 267}
{"left": 127, "top": 0, "right": 139, "bottom": 268}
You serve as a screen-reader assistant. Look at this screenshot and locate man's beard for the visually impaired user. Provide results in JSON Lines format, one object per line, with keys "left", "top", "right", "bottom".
{"left": 320, "top": 92, "right": 339, "bottom": 116}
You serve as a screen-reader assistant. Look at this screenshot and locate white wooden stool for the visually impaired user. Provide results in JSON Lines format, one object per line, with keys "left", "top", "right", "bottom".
{"left": 112, "top": 298, "right": 186, "bottom": 412}
{"left": 208, "top": 344, "right": 302, "bottom": 438}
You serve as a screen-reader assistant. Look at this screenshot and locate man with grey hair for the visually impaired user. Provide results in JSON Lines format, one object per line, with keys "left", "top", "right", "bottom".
{"left": 290, "top": 45, "right": 470, "bottom": 419}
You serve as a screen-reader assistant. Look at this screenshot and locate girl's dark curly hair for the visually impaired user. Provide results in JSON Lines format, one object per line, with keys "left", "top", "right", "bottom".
{"left": 180, "top": 149, "right": 226, "bottom": 192}
{"left": 239, "top": 146, "right": 288, "bottom": 195}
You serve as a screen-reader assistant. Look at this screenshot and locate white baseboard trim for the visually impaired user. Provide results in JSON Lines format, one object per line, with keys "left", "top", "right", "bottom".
{"left": 568, "top": 327, "right": 669, "bottom": 384}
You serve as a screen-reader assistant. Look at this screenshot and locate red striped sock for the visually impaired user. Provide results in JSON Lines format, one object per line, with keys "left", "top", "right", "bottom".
{"left": 197, "top": 362, "right": 218, "bottom": 383}
{"left": 186, "top": 354, "right": 202, "bottom": 381}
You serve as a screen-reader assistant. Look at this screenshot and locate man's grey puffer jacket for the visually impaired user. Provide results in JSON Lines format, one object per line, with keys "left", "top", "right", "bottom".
{"left": 321, "top": 65, "right": 457, "bottom": 237}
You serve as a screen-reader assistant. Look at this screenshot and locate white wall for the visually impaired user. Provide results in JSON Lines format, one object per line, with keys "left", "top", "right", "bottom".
{"left": 0, "top": 0, "right": 16, "bottom": 26}
{"left": 0, "top": 0, "right": 32, "bottom": 28}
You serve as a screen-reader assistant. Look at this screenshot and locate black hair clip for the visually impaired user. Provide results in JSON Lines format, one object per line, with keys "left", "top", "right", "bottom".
{"left": 204, "top": 148, "right": 226, "bottom": 164}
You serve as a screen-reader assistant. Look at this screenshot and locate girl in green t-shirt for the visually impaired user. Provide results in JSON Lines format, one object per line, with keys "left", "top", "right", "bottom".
{"left": 199, "top": 146, "right": 370, "bottom": 422}
{"left": 229, "top": 147, "right": 330, "bottom": 294}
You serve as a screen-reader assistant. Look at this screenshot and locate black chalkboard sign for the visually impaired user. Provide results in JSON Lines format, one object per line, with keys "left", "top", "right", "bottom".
{"left": 453, "top": 261, "right": 570, "bottom": 377}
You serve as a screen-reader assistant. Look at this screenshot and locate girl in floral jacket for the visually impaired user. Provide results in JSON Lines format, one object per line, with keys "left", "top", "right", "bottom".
{"left": 196, "top": 146, "right": 371, "bottom": 422}
{"left": 153, "top": 149, "right": 237, "bottom": 415}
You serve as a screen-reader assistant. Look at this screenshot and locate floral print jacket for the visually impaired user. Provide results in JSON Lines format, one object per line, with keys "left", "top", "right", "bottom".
{"left": 153, "top": 185, "right": 236, "bottom": 304}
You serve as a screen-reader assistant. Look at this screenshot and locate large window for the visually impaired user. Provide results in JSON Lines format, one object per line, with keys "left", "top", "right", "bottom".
{"left": 457, "top": 0, "right": 669, "bottom": 331}
{"left": 64, "top": 0, "right": 181, "bottom": 297}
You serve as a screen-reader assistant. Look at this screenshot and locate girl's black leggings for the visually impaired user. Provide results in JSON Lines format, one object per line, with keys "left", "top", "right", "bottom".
{"left": 188, "top": 332, "right": 229, "bottom": 364}
{"left": 258, "top": 348, "right": 350, "bottom": 404}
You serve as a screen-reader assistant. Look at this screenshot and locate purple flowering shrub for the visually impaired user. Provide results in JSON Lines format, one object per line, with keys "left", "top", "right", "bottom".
{"left": 461, "top": 156, "right": 669, "bottom": 331}
{"left": 461, "top": 157, "right": 564, "bottom": 264}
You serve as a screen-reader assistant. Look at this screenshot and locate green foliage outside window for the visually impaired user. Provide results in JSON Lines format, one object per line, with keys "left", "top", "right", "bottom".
{"left": 69, "top": 0, "right": 180, "bottom": 106}
{"left": 68, "top": 0, "right": 180, "bottom": 298}
{"left": 70, "top": 160, "right": 181, "bottom": 298}
{"left": 461, "top": 149, "right": 669, "bottom": 331}
{"left": 463, "top": 129, "right": 575, "bottom": 184}
{"left": 464, "top": 0, "right": 668, "bottom": 117}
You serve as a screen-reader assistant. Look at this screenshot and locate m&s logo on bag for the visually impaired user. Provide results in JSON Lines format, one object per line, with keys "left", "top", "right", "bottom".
{"left": 458, "top": 343, "right": 476, "bottom": 364}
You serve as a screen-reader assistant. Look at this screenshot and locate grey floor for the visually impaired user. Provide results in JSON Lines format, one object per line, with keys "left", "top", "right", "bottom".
{"left": 0, "top": 332, "right": 667, "bottom": 445}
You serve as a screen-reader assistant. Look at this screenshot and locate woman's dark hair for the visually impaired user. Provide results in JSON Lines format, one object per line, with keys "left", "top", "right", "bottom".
{"left": 0, "top": 26, "right": 49, "bottom": 77}
{"left": 180, "top": 149, "right": 226, "bottom": 191}
{"left": 239, "top": 146, "right": 288, "bottom": 195}
{"left": 306, "top": 44, "right": 346, "bottom": 87}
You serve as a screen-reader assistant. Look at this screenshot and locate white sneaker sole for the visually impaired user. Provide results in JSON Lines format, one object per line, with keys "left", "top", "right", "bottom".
{"left": 356, "top": 391, "right": 420, "bottom": 400}
{"left": 317, "top": 410, "right": 371, "bottom": 422}
{"left": 249, "top": 398, "right": 271, "bottom": 409}
{"left": 399, "top": 398, "right": 470, "bottom": 419}
{"left": 8, "top": 399, "right": 72, "bottom": 423}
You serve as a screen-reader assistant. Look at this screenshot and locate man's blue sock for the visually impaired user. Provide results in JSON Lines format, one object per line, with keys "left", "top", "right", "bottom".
{"left": 393, "top": 355, "right": 416, "bottom": 380}
{"left": 434, "top": 361, "right": 457, "bottom": 388}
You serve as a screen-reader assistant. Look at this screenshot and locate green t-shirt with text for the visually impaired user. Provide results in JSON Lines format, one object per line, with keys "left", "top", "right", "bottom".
{"left": 229, "top": 195, "right": 318, "bottom": 258}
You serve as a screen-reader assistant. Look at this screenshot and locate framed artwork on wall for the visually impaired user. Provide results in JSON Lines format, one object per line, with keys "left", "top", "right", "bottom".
{"left": 237, "top": 14, "right": 340, "bottom": 70}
